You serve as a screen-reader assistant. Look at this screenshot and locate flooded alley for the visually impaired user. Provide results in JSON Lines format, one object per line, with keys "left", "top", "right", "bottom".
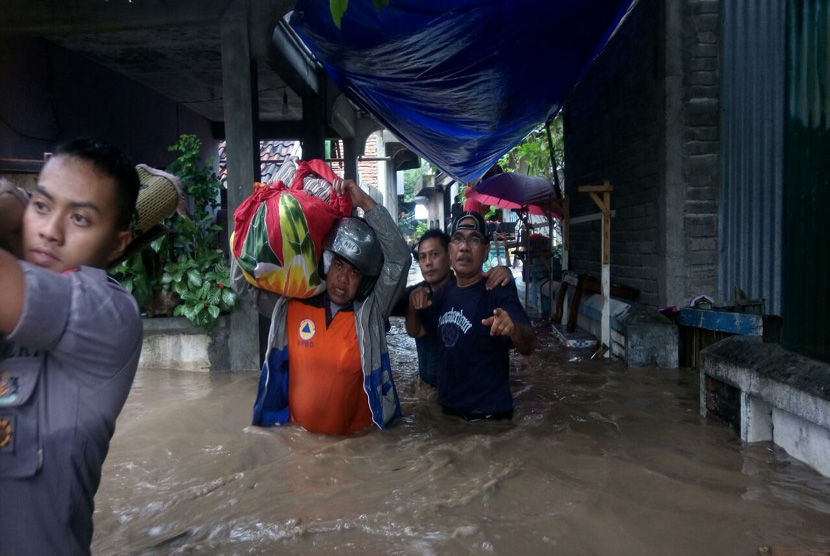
{"left": 92, "top": 322, "right": 830, "bottom": 555}
{"left": 4, "top": 1, "right": 830, "bottom": 555}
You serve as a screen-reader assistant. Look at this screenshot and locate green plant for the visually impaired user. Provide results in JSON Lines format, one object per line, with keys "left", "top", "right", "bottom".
{"left": 483, "top": 207, "right": 499, "bottom": 220}
{"left": 167, "top": 134, "right": 222, "bottom": 220}
{"left": 414, "top": 220, "right": 428, "bottom": 239}
{"left": 402, "top": 158, "right": 429, "bottom": 202}
{"left": 163, "top": 254, "right": 236, "bottom": 330}
{"left": 495, "top": 117, "right": 565, "bottom": 254}
{"left": 330, "top": 0, "right": 389, "bottom": 29}
{"left": 112, "top": 253, "right": 156, "bottom": 310}
{"left": 111, "top": 134, "right": 237, "bottom": 329}
{"left": 396, "top": 210, "right": 415, "bottom": 238}
{"left": 498, "top": 115, "right": 564, "bottom": 183}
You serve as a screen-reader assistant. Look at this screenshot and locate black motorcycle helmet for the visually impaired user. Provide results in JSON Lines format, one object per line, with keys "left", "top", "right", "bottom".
{"left": 321, "top": 217, "right": 384, "bottom": 301}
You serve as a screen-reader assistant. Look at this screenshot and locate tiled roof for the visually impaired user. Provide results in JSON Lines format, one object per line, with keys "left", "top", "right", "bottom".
{"left": 218, "top": 140, "right": 301, "bottom": 186}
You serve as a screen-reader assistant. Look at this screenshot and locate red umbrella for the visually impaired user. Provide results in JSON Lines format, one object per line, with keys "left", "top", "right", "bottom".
{"left": 463, "top": 185, "right": 487, "bottom": 214}
{"left": 468, "top": 173, "right": 560, "bottom": 218}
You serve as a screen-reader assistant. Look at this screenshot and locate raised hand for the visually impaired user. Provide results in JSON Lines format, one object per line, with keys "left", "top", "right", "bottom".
{"left": 331, "top": 178, "right": 377, "bottom": 212}
{"left": 481, "top": 308, "right": 515, "bottom": 337}
{"left": 483, "top": 265, "right": 513, "bottom": 290}
{"left": 408, "top": 285, "right": 432, "bottom": 311}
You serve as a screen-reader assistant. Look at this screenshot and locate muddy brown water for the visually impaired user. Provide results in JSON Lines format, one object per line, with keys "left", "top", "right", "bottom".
{"left": 92, "top": 328, "right": 830, "bottom": 555}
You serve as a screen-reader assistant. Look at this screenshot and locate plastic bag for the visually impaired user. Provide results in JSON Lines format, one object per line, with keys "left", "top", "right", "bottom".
{"left": 231, "top": 160, "right": 353, "bottom": 298}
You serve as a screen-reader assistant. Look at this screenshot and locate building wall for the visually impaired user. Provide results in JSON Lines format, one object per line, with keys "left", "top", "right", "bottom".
{"left": 0, "top": 37, "right": 214, "bottom": 172}
{"left": 562, "top": 0, "right": 720, "bottom": 308}
{"left": 681, "top": 0, "right": 721, "bottom": 304}
{"left": 719, "top": 0, "right": 785, "bottom": 315}
{"left": 563, "top": 0, "right": 666, "bottom": 307}
{"left": 357, "top": 132, "right": 379, "bottom": 187}
{"left": 427, "top": 190, "right": 444, "bottom": 230}
{"left": 782, "top": 0, "right": 830, "bottom": 360}
{"left": 330, "top": 133, "right": 385, "bottom": 192}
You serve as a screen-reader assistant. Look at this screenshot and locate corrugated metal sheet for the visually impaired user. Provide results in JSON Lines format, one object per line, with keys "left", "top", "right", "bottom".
{"left": 782, "top": 0, "right": 830, "bottom": 361}
{"left": 719, "top": 0, "right": 786, "bottom": 316}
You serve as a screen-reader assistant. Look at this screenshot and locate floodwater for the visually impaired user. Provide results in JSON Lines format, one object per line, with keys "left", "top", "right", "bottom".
{"left": 92, "top": 293, "right": 830, "bottom": 555}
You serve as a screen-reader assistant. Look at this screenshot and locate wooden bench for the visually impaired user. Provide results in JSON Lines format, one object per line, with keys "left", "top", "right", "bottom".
{"left": 552, "top": 271, "right": 639, "bottom": 332}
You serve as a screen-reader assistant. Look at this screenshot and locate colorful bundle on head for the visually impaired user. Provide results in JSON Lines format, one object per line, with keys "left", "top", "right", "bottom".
{"left": 231, "top": 160, "right": 353, "bottom": 298}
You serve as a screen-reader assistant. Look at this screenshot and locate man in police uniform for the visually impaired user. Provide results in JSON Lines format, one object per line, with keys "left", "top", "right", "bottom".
{"left": 0, "top": 138, "right": 143, "bottom": 555}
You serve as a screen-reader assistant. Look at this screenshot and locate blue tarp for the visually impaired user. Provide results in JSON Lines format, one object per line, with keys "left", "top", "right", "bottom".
{"left": 291, "top": 0, "right": 634, "bottom": 183}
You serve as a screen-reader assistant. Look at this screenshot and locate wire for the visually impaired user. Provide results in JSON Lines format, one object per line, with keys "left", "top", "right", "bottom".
{"left": 179, "top": 86, "right": 288, "bottom": 105}
{"left": 0, "top": 112, "right": 57, "bottom": 143}
{"left": 0, "top": 42, "right": 62, "bottom": 143}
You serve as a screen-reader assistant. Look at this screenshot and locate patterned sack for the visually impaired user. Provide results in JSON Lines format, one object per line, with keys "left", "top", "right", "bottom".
{"left": 292, "top": 159, "right": 334, "bottom": 202}
{"left": 272, "top": 156, "right": 333, "bottom": 202}
{"left": 231, "top": 160, "right": 352, "bottom": 298}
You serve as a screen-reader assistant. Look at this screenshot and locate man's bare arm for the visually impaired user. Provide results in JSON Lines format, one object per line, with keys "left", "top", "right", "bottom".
{"left": 0, "top": 184, "right": 27, "bottom": 258}
{"left": 509, "top": 322, "right": 536, "bottom": 355}
{"left": 483, "top": 265, "right": 513, "bottom": 290}
{"left": 0, "top": 249, "right": 25, "bottom": 334}
{"left": 405, "top": 286, "right": 431, "bottom": 338}
{"left": 332, "top": 178, "right": 376, "bottom": 212}
{"left": 482, "top": 308, "right": 536, "bottom": 355}
{"left": 334, "top": 178, "right": 411, "bottom": 318}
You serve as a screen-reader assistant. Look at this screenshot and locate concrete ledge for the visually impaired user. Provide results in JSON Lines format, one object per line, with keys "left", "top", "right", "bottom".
{"left": 701, "top": 336, "right": 830, "bottom": 477}
{"left": 551, "top": 284, "right": 678, "bottom": 368}
{"left": 139, "top": 316, "right": 231, "bottom": 372}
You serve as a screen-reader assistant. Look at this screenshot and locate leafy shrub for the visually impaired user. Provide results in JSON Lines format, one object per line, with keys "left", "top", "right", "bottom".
{"left": 111, "top": 134, "right": 237, "bottom": 329}
{"left": 414, "top": 220, "right": 429, "bottom": 239}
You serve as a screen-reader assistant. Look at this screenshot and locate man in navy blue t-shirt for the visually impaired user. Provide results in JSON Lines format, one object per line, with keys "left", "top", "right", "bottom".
{"left": 407, "top": 212, "right": 536, "bottom": 420}
{"left": 391, "top": 229, "right": 512, "bottom": 387}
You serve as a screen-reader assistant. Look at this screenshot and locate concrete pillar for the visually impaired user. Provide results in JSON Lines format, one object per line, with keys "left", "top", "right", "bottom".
{"left": 375, "top": 142, "right": 387, "bottom": 206}
{"left": 658, "top": 0, "right": 687, "bottom": 308}
{"left": 385, "top": 163, "right": 398, "bottom": 221}
{"left": 221, "top": 0, "right": 260, "bottom": 372}
{"left": 343, "top": 137, "right": 357, "bottom": 181}
{"left": 301, "top": 94, "right": 326, "bottom": 160}
{"left": 772, "top": 409, "right": 830, "bottom": 478}
{"left": 699, "top": 368, "right": 708, "bottom": 417}
{"left": 741, "top": 392, "right": 773, "bottom": 442}
{"left": 437, "top": 191, "right": 445, "bottom": 231}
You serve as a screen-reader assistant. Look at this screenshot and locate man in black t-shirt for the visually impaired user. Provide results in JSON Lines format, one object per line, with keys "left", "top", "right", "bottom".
{"left": 406, "top": 212, "right": 536, "bottom": 420}
{"left": 391, "top": 229, "right": 511, "bottom": 387}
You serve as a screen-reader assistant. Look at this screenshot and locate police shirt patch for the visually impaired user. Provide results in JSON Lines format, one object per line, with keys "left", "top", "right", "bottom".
{"left": 0, "top": 372, "right": 19, "bottom": 406}
{"left": 299, "top": 319, "right": 316, "bottom": 341}
{"left": 0, "top": 416, "right": 14, "bottom": 453}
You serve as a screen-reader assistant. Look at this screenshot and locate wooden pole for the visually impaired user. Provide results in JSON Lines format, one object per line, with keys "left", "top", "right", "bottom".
{"left": 578, "top": 181, "right": 613, "bottom": 357}
{"left": 600, "top": 189, "right": 611, "bottom": 356}
{"left": 520, "top": 212, "right": 530, "bottom": 310}
{"left": 221, "top": 0, "right": 260, "bottom": 372}
{"left": 548, "top": 208, "right": 554, "bottom": 320}
{"left": 561, "top": 197, "right": 570, "bottom": 323}
{"left": 562, "top": 197, "right": 570, "bottom": 272}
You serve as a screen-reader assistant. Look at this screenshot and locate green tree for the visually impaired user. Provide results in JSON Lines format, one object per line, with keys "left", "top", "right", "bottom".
{"left": 402, "top": 158, "right": 429, "bottom": 202}
{"left": 499, "top": 115, "right": 564, "bottom": 183}
{"left": 498, "top": 116, "right": 565, "bottom": 252}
